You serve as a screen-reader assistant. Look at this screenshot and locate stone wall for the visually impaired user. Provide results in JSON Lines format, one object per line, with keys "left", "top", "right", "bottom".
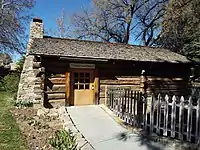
{"left": 17, "top": 18, "right": 44, "bottom": 104}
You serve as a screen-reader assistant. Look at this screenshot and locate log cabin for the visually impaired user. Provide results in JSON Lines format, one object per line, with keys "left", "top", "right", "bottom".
{"left": 17, "top": 18, "right": 193, "bottom": 108}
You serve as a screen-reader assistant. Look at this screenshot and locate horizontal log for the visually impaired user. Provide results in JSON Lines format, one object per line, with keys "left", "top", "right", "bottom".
{"left": 147, "top": 90, "right": 188, "bottom": 94}
{"left": 147, "top": 77, "right": 186, "bottom": 81}
{"left": 117, "top": 77, "right": 186, "bottom": 81}
{"left": 34, "top": 77, "right": 42, "bottom": 82}
{"left": 46, "top": 91, "right": 65, "bottom": 94}
{"left": 47, "top": 84, "right": 65, "bottom": 93}
{"left": 33, "top": 62, "right": 41, "bottom": 68}
{"left": 39, "top": 67, "right": 45, "bottom": 73}
{"left": 48, "top": 78, "right": 66, "bottom": 84}
{"left": 100, "top": 80, "right": 140, "bottom": 85}
{"left": 47, "top": 93, "right": 65, "bottom": 100}
{"left": 33, "top": 56, "right": 41, "bottom": 62}
{"left": 48, "top": 74, "right": 66, "bottom": 78}
{"left": 48, "top": 99, "right": 65, "bottom": 102}
{"left": 100, "top": 84, "right": 140, "bottom": 89}
{"left": 34, "top": 88, "right": 43, "bottom": 94}
{"left": 34, "top": 69, "right": 40, "bottom": 77}
{"left": 148, "top": 85, "right": 188, "bottom": 89}
{"left": 46, "top": 69, "right": 67, "bottom": 74}
{"left": 100, "top": 79, "right": 187, "bottom": 85}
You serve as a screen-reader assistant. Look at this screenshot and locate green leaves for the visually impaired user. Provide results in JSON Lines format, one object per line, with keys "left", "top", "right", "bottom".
{"left": 49, "top": 129, "right": 77, "bottom": 150}
{"left": 0, "top": 72, "right": 20, "bottom": 93}
{"left": 14, "top": 100, "right": 33, "bottom": 108}
{"left": 158, "top": 0, "right": 200, "bottom": 60}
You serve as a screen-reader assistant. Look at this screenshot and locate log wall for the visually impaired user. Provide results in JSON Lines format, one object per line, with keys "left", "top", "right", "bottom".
{"left": 41, "top": 57, "right": 192, "bottom": 106}
{"left": 97, "top": 61, "right": 191, "bottom": 104}
{"left": 43, "top": 57, "right": 69, "bottom": 107}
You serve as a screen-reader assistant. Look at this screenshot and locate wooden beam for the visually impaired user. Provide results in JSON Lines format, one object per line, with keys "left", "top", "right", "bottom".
{"left": 94, "top": 69, "right": 99, "bottom": 104}
{"left": 65, "top": 71, "right": 71, "bottom": 106}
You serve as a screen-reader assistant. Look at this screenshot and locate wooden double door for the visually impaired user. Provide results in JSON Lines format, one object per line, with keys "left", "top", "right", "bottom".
{"left": 68, "top": 69, "right": 98, "bottom": 105}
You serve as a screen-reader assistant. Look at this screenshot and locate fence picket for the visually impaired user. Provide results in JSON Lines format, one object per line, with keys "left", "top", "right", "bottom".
{"left": 150, "top": 94, "right": 155, "bottom": 133}
{"left": 127, "top": 90, "right": 130, "bottom": 114}
{"left": 136, "top": 92, "right": 139, "bottom": 126}
{"left": 196, "top": 98, "right": 200, "bottom": 143}
{"left": 144, "top": 95, "right": 148, "bottom": 130}
{"left": 156, "top": 94, "right": 161, "bottom": 134}
{"left": 110, "top": 89, "right": 113, "bottom": 108}
{"left": 179, "top": 96, "right": 184, "bottom": 140}
{"left": 134, "top": 91, "right": 136, "bottom": 116}
{"left": 187, "top": 97, "right": 192, "bottom": 142}
{"left": 171, "top": 95, "right": 176, "bottom": 138}
{"left": 163, "top": 95, "right": 169, "bottom": 136}
{"left": 120, "top": 90, "right": 123, "bottom": 118}
{"left": 107, "top": 88, "right": 200, "bottom": 144}
{"left": 130, "top": 91, "right": 133, "bottom": 114}
{"left": 124, "top": 90, "right": 127, "bottom": 118}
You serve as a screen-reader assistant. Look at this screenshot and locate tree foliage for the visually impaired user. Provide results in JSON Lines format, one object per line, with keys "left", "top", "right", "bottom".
{"left": 71, "top": 0, "right": 168, "bottom": 45}
{"left": 1, "top": 72, "right": 20, "bottom": 92}
{"left": 0, "top": 56, "right": 24, "bottom": 94}
{"left": 0, "top": 53, "right": 12, "bottom": 65}
{"left": 0, "top": 0, "right": 35, "bottom": 54}
{"left": 157, "top": 0, "right": 200, "bottom": 59}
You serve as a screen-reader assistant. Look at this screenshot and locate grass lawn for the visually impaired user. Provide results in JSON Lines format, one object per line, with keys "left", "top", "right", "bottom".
{"left": 0, "top": 91, "right": 27, "bottom": 150}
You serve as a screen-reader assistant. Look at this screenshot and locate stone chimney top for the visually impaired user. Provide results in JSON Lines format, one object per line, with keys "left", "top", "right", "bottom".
{"left": 26, "top": 18, "right": 43, "bottom": 55}
{"left": 30, "top": 18, "right": 43, "bottom": 39}
{"left": 33, "top": 18, "right": 43, "bottom": 23}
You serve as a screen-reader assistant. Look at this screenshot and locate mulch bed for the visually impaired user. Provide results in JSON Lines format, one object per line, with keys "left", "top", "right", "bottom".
{"left": 10, "top": 108, "right": 63, "bottom": 150}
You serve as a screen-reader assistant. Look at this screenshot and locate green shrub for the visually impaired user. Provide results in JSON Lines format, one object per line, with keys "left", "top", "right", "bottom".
{"left": 2, "top": 73, "right": 19, "bottom": 92}
{"left": 49, "top": 129, "right": 77, "bottom": 150}
{"left": 1, "top": 72, "right": 20, "bottom": 93}
{"left": 14, "top": 100, "right": 33, "bottom": 108}
{"left": 16, "top": 56, "right": 25, "bottom": 73}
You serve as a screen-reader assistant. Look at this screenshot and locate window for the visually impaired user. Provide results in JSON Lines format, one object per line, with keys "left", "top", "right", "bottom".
{"left": 73, "top": 72, "right": 90, "bottom": 90}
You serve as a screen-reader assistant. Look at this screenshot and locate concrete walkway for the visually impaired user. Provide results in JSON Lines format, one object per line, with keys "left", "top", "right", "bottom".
{"left": 67, "top": 105, "right": 171, "bottom": 150}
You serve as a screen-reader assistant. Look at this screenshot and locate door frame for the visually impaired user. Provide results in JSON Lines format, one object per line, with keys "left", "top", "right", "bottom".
{"left": 65, "top": 68, "right": 99, "bottom": 106}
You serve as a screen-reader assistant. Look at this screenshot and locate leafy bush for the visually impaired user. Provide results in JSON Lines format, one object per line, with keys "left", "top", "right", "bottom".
{"left": 49, "top": 129, "right": 77, "bottom": 150}
{"left": 16, "top": 56, "right": 25, "bottom": 73}
{"left": 1, "top": 72, "right": 20, "bottom": 93}
{"left": 14, "top": 100, "right": 33, "bottom": 108}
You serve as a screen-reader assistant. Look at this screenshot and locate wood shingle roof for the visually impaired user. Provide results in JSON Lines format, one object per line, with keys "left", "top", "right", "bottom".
{"left": 30, "top": 37, "right": 190, "bottom": 63}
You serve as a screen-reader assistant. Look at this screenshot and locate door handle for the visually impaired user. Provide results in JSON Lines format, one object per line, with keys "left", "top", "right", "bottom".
{"left": 91, "top": 85, "right": 94, "bottom": 90}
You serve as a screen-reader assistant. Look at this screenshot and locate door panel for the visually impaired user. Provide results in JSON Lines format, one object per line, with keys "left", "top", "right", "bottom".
{"left": 71, "top": 70, "right": 95, "bottom": 105}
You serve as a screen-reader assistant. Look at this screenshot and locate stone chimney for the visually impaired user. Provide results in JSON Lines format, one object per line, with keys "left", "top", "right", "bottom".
{"left": 17, "top": 18, "right": 44, "bottom": 104}
{"left": 27, "top": 18, "right": 43, "bottom": 55}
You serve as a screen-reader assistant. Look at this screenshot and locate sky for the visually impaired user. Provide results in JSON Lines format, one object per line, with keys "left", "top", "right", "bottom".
{"left": 30, "top": 0, "right": 91, "bottom": 34}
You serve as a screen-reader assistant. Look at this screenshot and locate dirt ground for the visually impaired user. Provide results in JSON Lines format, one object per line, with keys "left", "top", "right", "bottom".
{"left": 10, "top": 108, "right": 63, "bottom": 150}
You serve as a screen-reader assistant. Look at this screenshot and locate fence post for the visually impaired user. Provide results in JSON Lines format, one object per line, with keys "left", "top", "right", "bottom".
{"left": 140, "top": 70, "right": 148, "bottom": 94}
{"left": 179, "top": 96, "right": 184, "bottom": 140}
{"left": 136, "top": 92, "right": 144, "bottom": 128}
{"left": 139, "top": 70, "right": 147, "bottom": 128}
{"left": 171, "top": 95, "right": 176, "bottom": 138}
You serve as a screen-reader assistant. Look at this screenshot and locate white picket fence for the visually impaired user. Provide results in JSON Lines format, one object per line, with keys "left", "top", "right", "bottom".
{"left": 107, "top": 88, "right": 200, "bottom": 143}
